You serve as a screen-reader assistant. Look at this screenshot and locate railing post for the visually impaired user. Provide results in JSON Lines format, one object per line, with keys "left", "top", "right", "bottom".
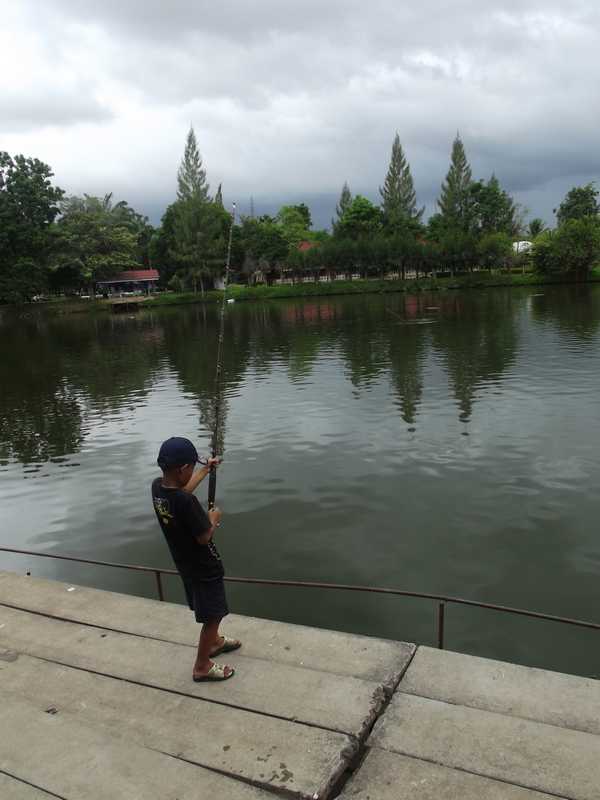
{"left": 437, "top": 601, "right": 445, "bottom": 649}
{"left": 155, "top": 571, "right": 164, "bottom": 601}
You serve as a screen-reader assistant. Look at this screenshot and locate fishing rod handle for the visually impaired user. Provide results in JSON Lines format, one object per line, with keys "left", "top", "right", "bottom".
{"left": 207, "top": 466, "right": 217, "bottom": 510}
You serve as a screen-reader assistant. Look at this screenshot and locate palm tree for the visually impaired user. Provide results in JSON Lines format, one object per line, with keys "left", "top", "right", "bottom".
{"left": 527, "top": 218, "right": 547, "bottom": 239}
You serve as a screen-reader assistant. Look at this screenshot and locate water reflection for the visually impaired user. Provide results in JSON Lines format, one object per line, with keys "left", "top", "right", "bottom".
{"left": 430, "top": 292, "right": 521, "bottom": 422}
{"left": 0, "top": 291, "right": 528, "bottom": 463}
{"left": 0, "top": 315, "right": 84, "bottom": 464}
{"left": 529, "top": 285, "right": 600, "bottom": 342}
{"left": 0, "top": 313, "right": 164, "bottom": 464}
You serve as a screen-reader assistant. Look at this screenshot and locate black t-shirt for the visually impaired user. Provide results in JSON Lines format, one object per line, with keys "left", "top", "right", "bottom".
{"left": 151, "top": 478, "right": 224, "bottom": 581}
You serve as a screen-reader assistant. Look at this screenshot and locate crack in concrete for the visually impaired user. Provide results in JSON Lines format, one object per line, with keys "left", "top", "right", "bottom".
{"left": 0, "top": 768, "right": 67, "bottom": 799}
{"left": 324, "top": 645, "right": 419, "bottom": 800}
{"left": 0, "top": 593, "right": 417, "bottom": 800}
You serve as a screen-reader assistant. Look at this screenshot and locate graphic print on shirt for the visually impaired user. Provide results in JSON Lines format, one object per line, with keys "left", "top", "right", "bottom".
{"left": 208, "top": 541, "right": 222, "bottom": 562}
{"left": 153, "top": 496, "right": 174, "bottom": 525}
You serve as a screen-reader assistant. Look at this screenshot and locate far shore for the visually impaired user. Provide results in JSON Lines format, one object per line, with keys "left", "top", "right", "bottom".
{"left": 125, "top": 269, "right": 600, "bottom": 309}
{"left": 7, "top": 269, "right": 600, "bottom": 315}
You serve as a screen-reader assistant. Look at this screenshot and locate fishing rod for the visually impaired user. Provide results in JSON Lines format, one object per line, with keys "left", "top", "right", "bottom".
{"left": 207, "top": 201, "right": 236, "bottom": 510}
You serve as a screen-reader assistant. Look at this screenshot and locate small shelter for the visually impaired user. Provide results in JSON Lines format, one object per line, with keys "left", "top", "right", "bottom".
{"left": 96, "top": 269, "right": 159, "bottom": 295}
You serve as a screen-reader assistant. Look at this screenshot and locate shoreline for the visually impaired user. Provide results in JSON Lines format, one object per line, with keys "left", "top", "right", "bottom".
{"left": 142, "top": 270, "right": 600, "bottom": 308}
{"left": 5, "top": 270, "right": 600, "bottom": 315}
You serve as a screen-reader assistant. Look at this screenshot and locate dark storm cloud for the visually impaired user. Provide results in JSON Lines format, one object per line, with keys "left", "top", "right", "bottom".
{"left": 6, "top": 0, "right": 600, "bottom": 225}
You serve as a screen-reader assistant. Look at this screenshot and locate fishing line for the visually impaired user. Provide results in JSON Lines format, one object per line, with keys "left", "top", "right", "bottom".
{"left": 207, "top": 201, "right": 236, "bottom": 510}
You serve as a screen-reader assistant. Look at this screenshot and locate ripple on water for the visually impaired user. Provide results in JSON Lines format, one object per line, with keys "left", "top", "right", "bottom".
{"left": 3, "top": 291, "right": 600, "bottom": 676}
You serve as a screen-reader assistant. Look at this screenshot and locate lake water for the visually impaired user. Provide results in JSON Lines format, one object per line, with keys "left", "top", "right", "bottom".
{"left": 1, "top": 286, "right": 599, "bottom": 677}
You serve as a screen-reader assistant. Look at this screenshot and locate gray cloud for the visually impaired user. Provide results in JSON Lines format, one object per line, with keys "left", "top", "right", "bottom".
{"left": 4, "top": 0, "right": 600, "bottom": 226}
{"left": 0, "top": 88, "right": 112, "bottom": 133}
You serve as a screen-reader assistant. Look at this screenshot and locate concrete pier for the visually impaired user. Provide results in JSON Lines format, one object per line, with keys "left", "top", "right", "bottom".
{"left": 0, "top": 571, "right": 598, "bottom": 799}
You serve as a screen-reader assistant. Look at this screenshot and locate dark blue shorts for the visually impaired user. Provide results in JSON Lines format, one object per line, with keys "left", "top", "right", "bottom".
{"left": 182, "top": 577, "right": 229, "bottom": 623}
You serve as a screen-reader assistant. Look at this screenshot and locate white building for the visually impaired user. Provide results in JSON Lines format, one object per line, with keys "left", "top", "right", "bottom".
{"left": 513, "top": 241, "right": 533, "bottom": 254}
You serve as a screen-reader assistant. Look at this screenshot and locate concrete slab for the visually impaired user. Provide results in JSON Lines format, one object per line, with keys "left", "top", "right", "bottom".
{"left": 0, "top": 774, "right": 53, "bottom": 800}
{"left": 339, "top": 749, "right": 559, "bottom": 799}
{"left": 0, "top": 571, "right": 414, "bottom": 682}
{"left": 371, "top": 693, "right": 600, "bottom": 800}
{"left": 0, "top": 649, "right": 353, "bottom": 799}
{"left": 401, "top": 646, "right": 600, "bottom": 734}
{"left": 0, "top": 693, "right": 273, "bottom": 800}
{"left": 0, "top": 604, "right": 384, "bottom": 737}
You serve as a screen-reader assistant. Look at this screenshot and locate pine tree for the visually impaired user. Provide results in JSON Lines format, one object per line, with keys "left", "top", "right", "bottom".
{"left": 379, "top": 134, "right": 423, "bottom": 228}
{"left": 437, "top": 134, "right": 473, "bottom": 230}
{"left": 214, "top": 183, "right": 223, "bottom": 207}
{"left": 177, "top": 127, "right": 209, "bottom": 202}
{"left": 332, "top": 182, "right": 352, "bottom": 230}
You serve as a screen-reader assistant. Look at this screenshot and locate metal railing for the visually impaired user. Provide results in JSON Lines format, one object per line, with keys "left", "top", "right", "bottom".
{"left": 1, "top": 545, "right": 599, "bottom": 650}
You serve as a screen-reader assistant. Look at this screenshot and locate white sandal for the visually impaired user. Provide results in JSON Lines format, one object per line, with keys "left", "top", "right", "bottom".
{"left": 193, "top": 662, "right": 235, "bottom": 682}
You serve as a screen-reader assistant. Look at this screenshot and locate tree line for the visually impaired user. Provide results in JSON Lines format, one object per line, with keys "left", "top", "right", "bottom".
{"left": 1, "top": 130, "right": 599, "bottom": 303}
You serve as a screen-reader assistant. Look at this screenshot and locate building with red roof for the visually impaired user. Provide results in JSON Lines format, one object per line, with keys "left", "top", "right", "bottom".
{"left": 96, "top": 269, "right": 159, "bottom": 295}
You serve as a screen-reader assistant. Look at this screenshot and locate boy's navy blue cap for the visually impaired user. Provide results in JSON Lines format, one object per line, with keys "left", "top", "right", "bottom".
{"left": 157, "top": 437, "right": 199, "bottom": 468}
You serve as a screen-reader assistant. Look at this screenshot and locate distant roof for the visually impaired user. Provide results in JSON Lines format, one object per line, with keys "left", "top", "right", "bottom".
{"left": 298, "top": 240, "right": 316, "bottom": 252}
{"left": 97, "top": 269, "right": 159, "bottom": 284}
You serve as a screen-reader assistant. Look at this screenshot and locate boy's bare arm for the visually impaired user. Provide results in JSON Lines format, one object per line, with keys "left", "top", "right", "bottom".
{"left": 184, "top": 464, "right": 210, "bottom": 493}
{"left": 183, "top": 458, "right": 220, "bottom": 494}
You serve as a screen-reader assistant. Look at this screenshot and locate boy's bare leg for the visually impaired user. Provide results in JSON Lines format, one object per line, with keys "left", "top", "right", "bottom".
{"left": 193, "top": 619, "right": 233, "bottom": 678}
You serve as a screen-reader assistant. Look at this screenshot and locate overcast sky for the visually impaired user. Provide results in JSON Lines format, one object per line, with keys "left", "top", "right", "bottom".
{"left": 3, "top": 1, "right": 600, "bottom": 227}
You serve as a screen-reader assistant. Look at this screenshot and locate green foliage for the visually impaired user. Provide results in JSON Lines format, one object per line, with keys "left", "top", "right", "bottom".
{"left": 332, "top": 182, "right": 352, "bottom": 231}
{"left": 527, "top": 218, "right": 547, "bottom": 239}
{"left": 63, "top": 193, "right": 154, "bottom": 267}
{"left": 437, "top": 228, "right": 478, "bottom": 273}
{"left": 214, "top": 183, "right": 224, "bottom": 208}
{"left": 470, "top": 175, "right": 519, "bottom": 236}
{"left": 426, "top": 213, "right": 446, "bottom": 243}
{"left": 532, "top": 218, "right": 600, "bottom": 279}
{"left": 170, "top": 196, "right": 231, "bottom": 293}
{"left": 477, "top": 232, "right": 513, "bottom": 270}
{"left": 277, "top": 204, "right": 312, "bottom": 249}
{"left": 177, "top": 127, "right": 210, "bottom": 202}
{"left": 239, "top": 216, "right": 288, "bottom": 268}
{"left": 379, "top": 133, "right": 423, "bottom": 232}
{"left": 0, "top": 257, "right": 48, "bottom": 304}
{"left": 51, "top": 194, "right": 139, "bottom": 289}
{"left": 335, "top": 196, "right": 383, "bottom": 239}
{"left": 293, "top": 203, "right": 312, "bottom": 229}
{"left": 530, "top": 231, "right": 555, "bottom": 275}
{"left": 437, "top": 134, "right": 473, "bottom": 231}
{"left": 0, "top": 152, "right": 64, "bottom": 302}
{"left": 310, "top": 229, "right": 330, "bottom": 244}
{"left": 149, "top": 204, "right": 179, "bottom": 286}
{"left": 556, "top": 183, "right": 599, "bottom": 226}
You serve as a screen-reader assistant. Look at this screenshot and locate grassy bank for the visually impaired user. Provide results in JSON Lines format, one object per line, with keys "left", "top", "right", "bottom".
{"left": 142, "top": 270, "right": 600, "bottom": 308}
{"left": 7, "top": 270, "right": 600, "bottom": 316}
{"left": 0, "top": 297, "right": 108, "bottom": 316}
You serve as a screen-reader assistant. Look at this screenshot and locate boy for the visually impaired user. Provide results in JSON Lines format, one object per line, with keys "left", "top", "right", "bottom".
{"left": 151, "top": 436, "right": 240, "bottom": 681}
